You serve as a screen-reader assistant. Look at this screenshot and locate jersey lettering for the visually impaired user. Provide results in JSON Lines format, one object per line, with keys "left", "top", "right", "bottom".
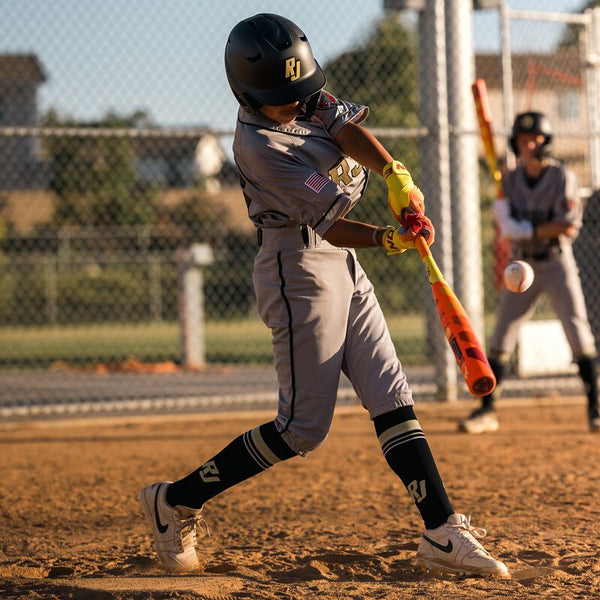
{"left": 199, "top": 460, "right": 221, "bottom": 483}
{"left": 285, "top": 57, "right": 301, "bottom": 82}
{"left": 328, "top": 158, "right": 362, "bottom": 187}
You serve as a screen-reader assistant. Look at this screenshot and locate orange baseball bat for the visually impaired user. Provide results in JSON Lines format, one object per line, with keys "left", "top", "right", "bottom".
{"left": 471, "top": 78, "right": 503, "bottom": 199}
{"left": 471, "top": 78, "right": 511, "bottom": 289}
{"left": 415, "top": 235, "right": 496, "bottom": 396}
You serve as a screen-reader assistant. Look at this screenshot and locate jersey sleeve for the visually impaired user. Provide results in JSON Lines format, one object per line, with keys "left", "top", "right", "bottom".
{"left": 238, "top": 140, "right": 352, "bottom": 236}
{"left": 311, "top": 91, "right": 369, "bottom": 140}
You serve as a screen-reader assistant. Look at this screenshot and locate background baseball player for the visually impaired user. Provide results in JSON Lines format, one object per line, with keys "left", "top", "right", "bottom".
{"left": 460, "top": 111, "right": 599, "bottom": 434}
{"left": 137, "top": 13, "right": 509, "bottom": 578}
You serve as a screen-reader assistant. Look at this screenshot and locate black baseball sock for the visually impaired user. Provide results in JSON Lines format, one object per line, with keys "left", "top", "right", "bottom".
{"left": 481, "top": 357, "right": 505, "bottom": 411}
{"left": 165, "top": 421, "right": 297, "bottom": 509}
{"left": 374, "top": 406, "right": 454, "bottom": 530}
{"left": 577, "top": 356, "right": 599, "bottom": 415}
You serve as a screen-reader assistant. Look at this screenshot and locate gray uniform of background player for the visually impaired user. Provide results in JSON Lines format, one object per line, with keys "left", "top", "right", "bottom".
{"left": 233, "top": 93, "right": 413, "bottom": 455}
{"left": 489, "top": 159, "right": 596, "bottom": 360}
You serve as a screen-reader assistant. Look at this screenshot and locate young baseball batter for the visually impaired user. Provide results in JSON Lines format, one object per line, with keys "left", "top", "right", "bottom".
{"left": 138, "top": 13, "right": 508, "bottom": 578}
{"left": 460, "top": 111, "right": 599, "bottom": 434}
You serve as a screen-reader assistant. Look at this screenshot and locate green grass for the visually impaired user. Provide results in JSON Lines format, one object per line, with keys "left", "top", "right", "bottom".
{"left": 0, "top": 314, "right": 433, "bottom": 368}
{"left": 0, "top": 322, "right": 181, "bottom": 366}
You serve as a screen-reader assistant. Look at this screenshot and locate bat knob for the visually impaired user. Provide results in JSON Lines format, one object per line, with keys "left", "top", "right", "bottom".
{"left": 470, "top": 376, "right": 496, "bottom": 397}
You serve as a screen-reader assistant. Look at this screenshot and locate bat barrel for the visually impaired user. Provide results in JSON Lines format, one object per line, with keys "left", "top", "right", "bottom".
{"left": 431, "top": 281, "right": 497, "bottom": 397}
{"left": 453, "top": 345, "right": 497, "bottom": 396}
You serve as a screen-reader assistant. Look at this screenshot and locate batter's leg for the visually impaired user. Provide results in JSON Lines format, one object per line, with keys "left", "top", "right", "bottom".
{"left": 137, "top": 421, "right": 297, "bottom": 573}
{"left": 546, "top": 258, "right": 596, "bottom": 357}
{"left": 254, "top": 247, "right": 356, "bottom": 454}
{"left": 340, "top": 257, "right": 453, "bottom": 529}
{"left": 165, "top": 421, "right": 298, "bottom": 510}
{"left": 545, "top": 258, "right": 598, "bottom": 428}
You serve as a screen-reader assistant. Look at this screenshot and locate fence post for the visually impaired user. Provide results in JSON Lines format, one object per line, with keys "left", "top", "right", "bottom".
{"left": 176, "top": 243, "right": 214, "bottom": 369}
{"left": 418, "top": 0, "right": 458, "bottom": 401}
{"left": 585, "top": 7, "right": 600, "bottom": 190}
{"left": 446, "top": 0, "right": 485, "bottom": 346}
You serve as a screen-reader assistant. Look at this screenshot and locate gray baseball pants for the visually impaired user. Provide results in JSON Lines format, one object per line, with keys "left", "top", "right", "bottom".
{"left": 253, "top": 227, "right": 413, "bottom": 456}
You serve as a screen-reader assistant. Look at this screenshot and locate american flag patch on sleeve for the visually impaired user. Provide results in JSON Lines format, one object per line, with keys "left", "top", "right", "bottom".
{"left": 304, "top": 172, "right": 330, "bottom": 193}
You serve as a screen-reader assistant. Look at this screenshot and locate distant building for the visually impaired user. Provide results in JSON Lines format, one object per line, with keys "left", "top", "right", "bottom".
{"left": 475, "top": 49, "right": 590, "bottom": 184}
{"left": 133, "top": 133, "right": 225, "bottom": 190}
{"left": 0, "top": 54, "right": 48, "bottom": 189}
{"left": 0, "top": 53, "right": 226, "bottom": 194}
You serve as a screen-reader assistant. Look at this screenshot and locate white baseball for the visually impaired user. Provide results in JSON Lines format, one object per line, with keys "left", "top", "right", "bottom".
{"left": 503, "top": 260, "right": 534, "bottom": 293}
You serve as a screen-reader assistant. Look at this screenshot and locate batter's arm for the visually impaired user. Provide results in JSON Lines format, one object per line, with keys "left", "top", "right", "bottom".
{"left": 323, "top": 217, "right": 383, "bottom": 248}
{"left": 334, "top": 122, "right": 392, "bottom": 173}
{"left": 335, "top": 122, "right": 425, "bottom": 220}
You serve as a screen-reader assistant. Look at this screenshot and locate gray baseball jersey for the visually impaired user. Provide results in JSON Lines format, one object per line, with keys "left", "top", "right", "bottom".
{"left": 233, "top": 92, "right": 413, "bottom": 455}
{"left": 489, "top": 160, "right": 596, "bottom": 359}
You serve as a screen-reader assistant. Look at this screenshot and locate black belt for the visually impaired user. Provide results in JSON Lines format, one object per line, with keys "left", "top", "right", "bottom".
{"left": 257, "top": 224, "right": 310, "bottom": 247}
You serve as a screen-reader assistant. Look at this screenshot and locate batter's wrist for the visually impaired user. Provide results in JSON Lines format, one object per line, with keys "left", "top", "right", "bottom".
{"left": 373, "top": 226, "right": 392, "bottom": 247}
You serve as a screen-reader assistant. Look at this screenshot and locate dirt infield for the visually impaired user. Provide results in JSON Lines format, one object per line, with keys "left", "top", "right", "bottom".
{"left": 1, "top": 397, "right": 599, "bottom": 600}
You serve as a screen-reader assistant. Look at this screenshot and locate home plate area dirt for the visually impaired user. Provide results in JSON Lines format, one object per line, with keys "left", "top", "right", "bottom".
{"left": 1, "top": 399, "right": 599, "bottom": 599}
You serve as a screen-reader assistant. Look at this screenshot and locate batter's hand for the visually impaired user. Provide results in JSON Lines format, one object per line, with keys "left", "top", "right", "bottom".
{"left": 383, "top": 160, "right": 425, "bottom": 222}
{"left": 380, "top": 214, "right": 435, "bottom": 255}
{"left": 401, "top": 211, "right": 435, "bottom": 245}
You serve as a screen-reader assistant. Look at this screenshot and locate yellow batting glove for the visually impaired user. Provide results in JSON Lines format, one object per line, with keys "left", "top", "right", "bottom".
{"left": 383, "top": 160, "right": 425, "bottom": 222}
{"left": 380, "top": 226, "right": 416, "bottom": 255}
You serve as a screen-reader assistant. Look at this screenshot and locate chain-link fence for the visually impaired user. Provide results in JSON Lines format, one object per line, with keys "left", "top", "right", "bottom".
{"left": 1, "top": 1, "right": 599, "bottom": 414}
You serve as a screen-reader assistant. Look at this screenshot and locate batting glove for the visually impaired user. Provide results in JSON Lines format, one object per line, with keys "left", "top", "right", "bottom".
{"left": 493, "top": 198, "right": 534, "bottom": 240}
{"left": 378, "top": 214, "right": 435, "bottom": 256}
{"left": 383, "top": 160, "right": 425, "bottom": 223}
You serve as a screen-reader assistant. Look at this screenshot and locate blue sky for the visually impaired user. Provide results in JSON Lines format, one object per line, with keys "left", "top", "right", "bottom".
{"left": 0, "top": 0, "right": 589, "bottom": 130}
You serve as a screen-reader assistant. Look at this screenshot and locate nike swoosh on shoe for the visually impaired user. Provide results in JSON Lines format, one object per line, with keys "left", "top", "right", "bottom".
{"left": 423, "top": 535, "right": 453, "bottom": 553}
{"left": 154, "top": 485, "right": 169, "bottom": 534}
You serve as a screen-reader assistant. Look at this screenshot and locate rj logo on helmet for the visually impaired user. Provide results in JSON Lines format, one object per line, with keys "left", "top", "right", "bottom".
{"left": 285, "top": 57, "right": 301, "bottom": 81}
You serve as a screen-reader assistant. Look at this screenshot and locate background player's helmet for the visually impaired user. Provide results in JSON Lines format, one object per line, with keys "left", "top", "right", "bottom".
{"left": 225, "top": 13, "right": 326, "bottom": 116}
{"left": 509, "top": 111, "right": 553, "bottom": 158}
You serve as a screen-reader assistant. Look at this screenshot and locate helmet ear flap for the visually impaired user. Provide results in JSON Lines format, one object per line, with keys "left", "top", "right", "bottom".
{"left": 228, "top": 82, "right": 262, "bottom": 114}
{"left": 240, "top": 92, "right": 262, "bottom": 115}
{"left": 301, "top": 91, "right": 321, "bottom": 119}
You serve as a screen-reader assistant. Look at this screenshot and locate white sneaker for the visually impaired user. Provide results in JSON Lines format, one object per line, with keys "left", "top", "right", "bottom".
{"left": 415, "top": 514, "right": 509, "bottom": 577}
{"left": 137, "top": 481, "right": 206, "bottom": 573}
{"left": 458, "top": 408, "right": 499, "bottom": 434}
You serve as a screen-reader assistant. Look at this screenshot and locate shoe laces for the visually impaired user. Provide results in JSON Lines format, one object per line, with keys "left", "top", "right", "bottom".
{"left": 175, "top": 508, "right": 211, "bottom": 551}
{"left": 196, "top": 510, "right": 211, "bottom": 537}
{"left": 449, "top": 515, "right": 487, "bottom": 552}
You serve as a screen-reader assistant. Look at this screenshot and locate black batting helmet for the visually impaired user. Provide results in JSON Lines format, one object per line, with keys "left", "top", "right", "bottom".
{"left": 224, "top": 13, "right": 326, "bottom": 115}
{"left": 509, "top": 111, "right": 553, "bottom": 157}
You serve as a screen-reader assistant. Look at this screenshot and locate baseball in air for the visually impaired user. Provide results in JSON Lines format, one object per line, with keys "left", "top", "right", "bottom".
{"left": 504, "top": 260, "right": 534, "bottom": 293}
